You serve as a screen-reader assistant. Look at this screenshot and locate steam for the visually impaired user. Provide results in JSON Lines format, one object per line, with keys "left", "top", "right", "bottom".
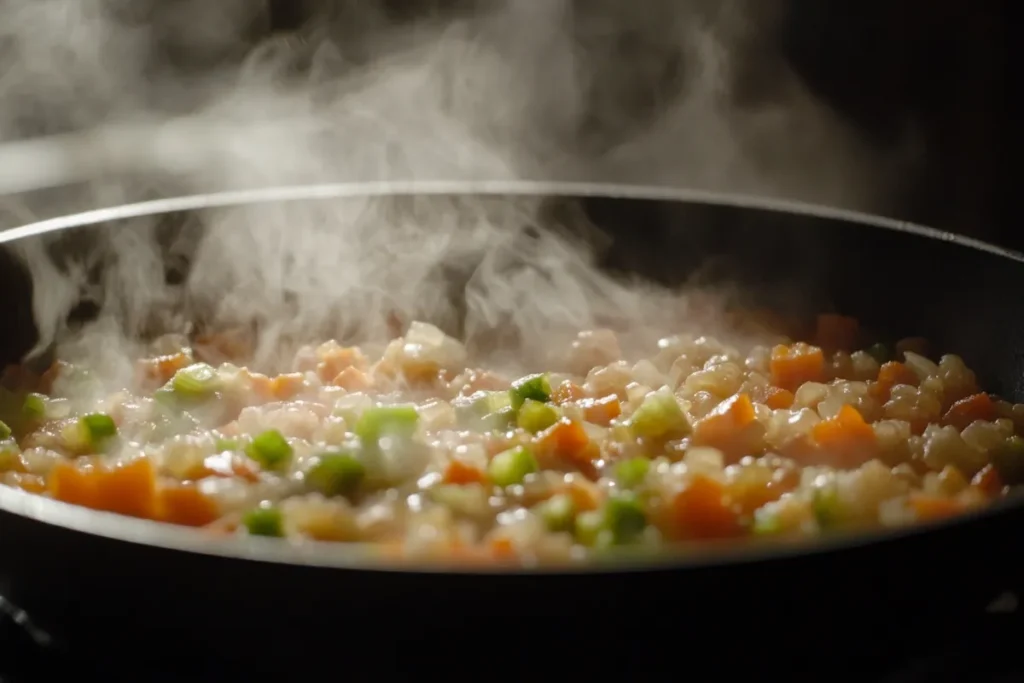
{"left": 0, "top": 0, "right": 920, "bottom": 382}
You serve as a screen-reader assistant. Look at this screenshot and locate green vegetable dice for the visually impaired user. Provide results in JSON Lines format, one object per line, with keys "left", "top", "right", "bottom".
{"left": 812, "top": 484, "right": 843, "bottom": 529}
{"left": 355, "top": 405, "right": 419, "bottom": 445}
{"left": 171, "top": 363, "right": 221, "bottom": 398}
{"left": 509, "top": 374, "right": 551, "bottom": 409}
{"left": 614, "top": 457, "right": 651, "bottom": 488}
{"left": 487, "top": 445, "right": 538, "bottom": 487}
{"left": 604, "top": 492, "right": 648, "bottom": 544}
{"left": 244, "top": 505, "right": 285, "bottom": 537}
{"left": 307, "top": 450, "right": 366, "bottom": 496}
{"left": 22, "top": 393, "right": 47, "bottom": 421}
{"left": 517, "top": 399, "right": 559, "bottom": 434}
{"left": 80, "top": 413, "right": 117, "bottom": 446}
{"left": 214, "top": 437, "right": 240, "bottom": 453}
{"left": 536, "top": 493, "right": 576, "bottom": 532}
{"left": 246, "top": 429, "right": 293, "bottom": 471}
{"left": 575, "top": 510, "right": 613, "bottom": 548}
{"left": 752, "top": 506, "right": 783, "bottom": 535}
{"left": 629, "top": 388, "right": 691, "bottom": 440}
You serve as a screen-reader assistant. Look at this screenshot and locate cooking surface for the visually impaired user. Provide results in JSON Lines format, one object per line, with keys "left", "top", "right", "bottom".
{"left": 0, "top": 597, "right": 1021, "bottom": 682}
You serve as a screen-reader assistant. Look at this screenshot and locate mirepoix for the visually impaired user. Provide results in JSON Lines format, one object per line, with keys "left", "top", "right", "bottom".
{"left": 0, "top": 316, "right": 1020, "bottom": 565}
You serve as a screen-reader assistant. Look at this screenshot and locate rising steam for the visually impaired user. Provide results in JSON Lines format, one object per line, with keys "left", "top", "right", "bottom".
{"left": 0, "top": 0, "right": 920, "bottom": 383}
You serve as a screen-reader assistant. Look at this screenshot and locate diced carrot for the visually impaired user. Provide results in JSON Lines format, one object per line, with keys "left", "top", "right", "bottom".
{"left": 48, "top": 460, "right": 101, "bottom": 508}
{"left": 870, "top": 361, "right": 919, "bottom": 401}
{"left": 443, "top": 459, "right": 487, "bottom": 486}
{"left": 908, "top": 493, "right": 966, "bottom": 522}
{"left": 315, "top": 345, "right": 366, "bottom": 383}
{"left": 764, "top": 387, "right": 795, "bottom": 410}
{"left": 159, "top": 484, "right": 220, "bottom": 527}
{"left": 333, "top": 366, "right": 373, "bottom": 392}
{"left": 810, "top": 404, "right": 878, "bottom": 468}
{"left": 815, "top": 314, "right": 859, "bottom": 352}
{"left": 489, "top": 536, "right": 517, "bottom": 560}
{"left": 248, "top": 372, "right": 275, "bottom": 401}
{"left": 269, "top": 373, "right": 305, "bottom": 400}
{"left": 691, "top": 393, "right": 763, "bottom": 462}
{"left": 769, "top": 343, "right": 826, "bottom": 391}
{"left": 537, "top": 419, "right": 591, "bottom": 458}
{"left": 536, "top": 419, "right": 600, "bottom": 479}
{"left": 94, "top": 458, "right": 160, "bottom": 519}
{"left": 581, "top": 395, "right": 621, "bottom": 426}
{"left": 942, "top": 393, "right": 996, "bottom": 431}
{"left": 971, "top": 464, "right": 1005, "bottom": 497}
{"left": 670, "top": 474, "right": 744, "bottom": 540}
{"left": 403, "top": 360, "right": 444, "bottom": 386}
{"left": 551, "top": 380, "right": 586, "bottom": 405}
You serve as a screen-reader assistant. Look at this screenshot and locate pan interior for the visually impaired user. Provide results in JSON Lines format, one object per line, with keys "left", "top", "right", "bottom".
{"left": 1, "top": 184, "right": 1022, "bottom": 572}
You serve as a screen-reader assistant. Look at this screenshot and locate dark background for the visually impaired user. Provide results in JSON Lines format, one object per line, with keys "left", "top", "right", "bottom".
{"left": 261, "top": 0, "right": 1017, "bottom": 246}
{"left": 0, "top": 1, "right": 1015, "bottom": 249}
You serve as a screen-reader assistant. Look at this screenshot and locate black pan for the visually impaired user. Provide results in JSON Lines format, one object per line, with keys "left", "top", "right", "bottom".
{"left": 0, "top": 182, "right": 1021, "bottom": 677}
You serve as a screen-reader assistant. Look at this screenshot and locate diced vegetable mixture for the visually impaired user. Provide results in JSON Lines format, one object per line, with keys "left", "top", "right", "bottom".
{"left": 0, "top": 315, "right": 1021, "bottom": 565}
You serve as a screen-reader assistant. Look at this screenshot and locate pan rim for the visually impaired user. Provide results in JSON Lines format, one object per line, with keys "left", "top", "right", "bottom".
{"left": 2, "top": 180, "right": 1021, "bottom": 575}
{"left": 3, "top": 180, "right": 1023, "bottom": 263}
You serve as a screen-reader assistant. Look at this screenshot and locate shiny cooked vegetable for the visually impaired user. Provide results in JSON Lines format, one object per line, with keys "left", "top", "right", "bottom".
{"left": 0, "top": 315, "right": 1020, "bottom": 565}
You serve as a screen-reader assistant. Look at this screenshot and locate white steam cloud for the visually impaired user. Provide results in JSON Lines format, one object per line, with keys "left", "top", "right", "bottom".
{"left": 0, "top": 0, "right": 921, "bottom": 380}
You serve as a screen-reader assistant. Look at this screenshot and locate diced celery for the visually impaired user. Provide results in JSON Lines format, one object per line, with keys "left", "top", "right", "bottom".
{"left": 456, "top": 392, "right": 516, "bottom": 432}
{"left": 509, "top": 374, "right": 552, "bottom": 409}
{"left": 306, "top": 450, "right": 366, "bottom": 496}
{"left": 487, "top": 445, "right": 538, "bottom": 487}
{"left": 80, "top": 413, "right": 117, "bottom": 444}
{"left": 171, "top": 363, "right": 221, "bottom": 398}
{"left": 22, "top": 393, "right": 47, "bottom": 421}
{"left": 536, "top": 493, "right": 576, "bottom": 532}
{"left": 752, "top": 506, "right": 782, "bottom": 535}
{"left": 574, "top": 494, "right": 648, "bottom": 547}
{"left": 243, "top": 505, "right": 284, "bottom": 537}
{"left": 628, "top": 388, "right": 691, "bottom": 440}
{"left": 575, "top": 510, "right": 613, "bottom": 548}
{"left": 245, "top": 429, "right": 293, "bottom": 471}
{"left": 517, "top": 399, "right": 559, "bottom": 434}
{"left": 604, "top": 492, "right": 647, "bottom": 544}
{"left": 214, "top": 437, "right": 239, "bottom": 453}
{"left": 614, "top": 457, "right": 651, "bottom": 488}
{"left": 812, "top": 484, "right": 843, "bottom": 529}
{"left": 355, "top": 405, "right": 419, "bottom": 445}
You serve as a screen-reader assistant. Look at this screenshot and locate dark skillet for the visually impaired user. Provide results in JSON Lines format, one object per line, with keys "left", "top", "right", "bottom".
{"left": 0, "top": 183, "right": 1021, "bottom": 677}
